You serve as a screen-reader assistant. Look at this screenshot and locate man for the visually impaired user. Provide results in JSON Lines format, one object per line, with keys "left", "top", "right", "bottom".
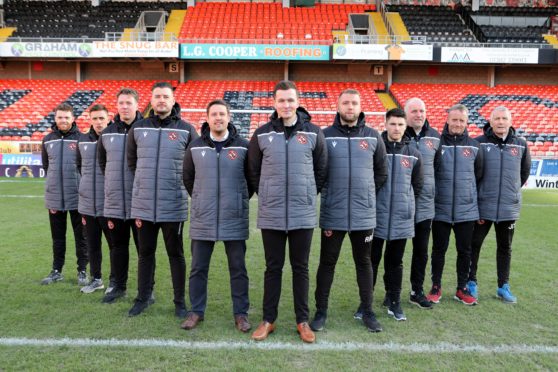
{"left": 371, "top": 108, "right": 423, "bottom": 322}
{"left": 467, "top": 106, "right": 531, "bottom": 303}
{"left": 404, "top": 98, "right": 440, "bottom": 309}
{"left": 77, "top": 104, "right": 113, "bottom": 293}
{"left": 248, "top": 80, "right": 327, "bottom": 343}
{"left": 41, "top": 103, "right": 88, "bottom": 286}
{"left": 427, "top": 104, "right": 483, "bottom": 306}
{"left": 127, "top": 81, "right": 198, "bottom": 317}
{"left": 181, "top": 99, "right": 251, "bottom": 332}
{"left": 310, "top": 89, "right": 387, "bottom": 333}
{"left": 97, "top": 88, "right": 145, "bottom": 304}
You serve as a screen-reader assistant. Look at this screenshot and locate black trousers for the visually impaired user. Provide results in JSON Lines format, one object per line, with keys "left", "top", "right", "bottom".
{"left": 82, "top": 214, "right": 114, "bottom": 280}
{"left": 431, "top": 220, "right": 475, "bottom": 290}
{"left": 261, "top": 228, "right": 313, "bottom": 324}
{"left": 106, "top": 218, "right": 139, "bottom": 290}
{"left": 137, "top": 220, "right": 185, "bottom": 306}
{"left": 410, "top": 219, "right": 432, "bottom": 293}
{"left": 469, "top": 220, "right": 515, "bottom": 288}
{"left": 189, "top": 239, "right": 249, "bottom": 316}
{"left": 371, "top": 237, "right": 407, "bottom": 302}
{"left": 314, "top": 229, "right": 374, "bottom": 313}
{"left": 48, "top": 209, "right": 88, "bottom": 273}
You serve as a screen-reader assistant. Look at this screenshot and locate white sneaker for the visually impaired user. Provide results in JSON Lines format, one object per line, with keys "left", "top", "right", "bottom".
{"left": 81, "top": 278, "right": 104, "bottom": 294}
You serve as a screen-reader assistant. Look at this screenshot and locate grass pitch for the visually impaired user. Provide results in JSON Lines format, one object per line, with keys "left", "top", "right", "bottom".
{"left": 0, "top": 178, "right": 557, "bottom": 371}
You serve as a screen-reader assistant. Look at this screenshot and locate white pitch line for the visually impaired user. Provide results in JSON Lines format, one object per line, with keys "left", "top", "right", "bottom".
{"left": 0, "top": 195, "right": 42, "bottom": 198}
{"left": 0, "top": 337, "right": 557, "bottom": 354}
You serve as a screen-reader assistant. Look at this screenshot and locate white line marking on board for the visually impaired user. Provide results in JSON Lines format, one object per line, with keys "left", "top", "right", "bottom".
{"left": 0, "top": 337, "right": 557, "bottom": 353}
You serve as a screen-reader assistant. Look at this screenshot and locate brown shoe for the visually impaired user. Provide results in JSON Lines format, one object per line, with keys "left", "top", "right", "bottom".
{"left": 297, "top": 322, "right": 315, "bottom": 343}
{"left": 180, "top": 312, "right": 204, "bottom": 330}
{"left": 251, "top": 321, "right": 275, "bottom": 341}
{"left": 234, "top": 314, "right": 252, "bottom": 333}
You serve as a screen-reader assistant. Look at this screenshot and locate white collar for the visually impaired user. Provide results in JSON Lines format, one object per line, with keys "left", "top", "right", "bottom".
{"left": 210, "top": 129, "right": 229, "bottom": 142}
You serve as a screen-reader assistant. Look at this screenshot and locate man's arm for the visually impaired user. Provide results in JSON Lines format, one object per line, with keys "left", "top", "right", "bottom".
{"left": 411, "top": 152, "right": 424, "bottom": 198}
{"left": 41, "top": 139, "right": 49, "bottom": 175}
{"left": 182, "top": 145, "right": 195, "bottom": 197}
{"left": 520, "top": 140, "right": 531, "bottom": 186}
{"left": 126, "top": 126, "right": 138, "bottom": 173}
{"left": 247, "top": 133, "right": 263, "bottom": 195}
{"left": 97, "top": 134, "right": 107, "bottom": 175}
{"left": 313, "top": 129, "right": 328, "bottom": 193}
{"left": 373, "top": 133, "right": 388, "bottom": 190}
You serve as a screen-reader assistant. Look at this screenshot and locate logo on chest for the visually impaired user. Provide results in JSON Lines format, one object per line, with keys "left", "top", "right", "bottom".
{"left": 510, "top": 147, "right": 519, "bottom": 157}
{"left": 83, "top": 145, "right": 88, "bottom": 151}
{"left": 424, "top": 139, "right": 434, "bottom": 150}
{"left": 400, "top": 158, "right": 411, "bottom": 168}
{"left": 359, "top": 140, "right": 369, "bottom": 150}
{"left": 227, "top": 149, "right": 238, "bottom": 160}
{"left": 68, "top": 143, "right": 77, "bottom": 151}
{"left": 296, "top": 134, "right": 307, "bottom": 145}
{"left": 462, "top": 148, "right": 472, "bottom": 158}
{"left": 168, "top": 132, "right": 178, "bottom": 141}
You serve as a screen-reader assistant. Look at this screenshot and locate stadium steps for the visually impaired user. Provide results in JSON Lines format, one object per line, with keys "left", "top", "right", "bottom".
{"left": 164, "top": 9, "right": 187, "bottom": 40}
{"left": 370, "top": 13, "right": 389, "bottom": 44}
{"left": 0, "top": 27, "right": 16, "bottom": 42}
{"left": 120, "top": 28, "right": 136, "bottom": 41}
{"left": 386, "top": 13, "right": 411, "bottom": 42}
{"left": 377, "top": 92, "right": 398, "bottom": 110}
{"left": 543, "top": 34, "right": 558, "bottom": 48}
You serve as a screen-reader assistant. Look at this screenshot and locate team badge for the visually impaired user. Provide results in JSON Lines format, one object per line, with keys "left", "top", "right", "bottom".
{"left": 107, "top": 220, "right": 115, "bottom": 230}
{"left": 68, "top": 143, "right": 77, "bottom": 151}
{"left": 84, "top": 145, "right": 88, "bottom": 151}
{"left": 268, "top": 136, "right": 273, "bottom": 143}
{"left": 401, "top": 158, "right": 411, "bottom": 168}
{"left": 227, "top": 150, "right": 238, "bottom": 160}
{"left": 425, "top": 139, "right": 434, "bottom": 150}
{"left": 168, "top": 132, "right": 178, "bottom": 141}
{"left": 143, "top": 131, "right": 148, "bottom": 137}
{"left": 110, "top": 137, "right": 114, "bottom": 143}
{"left": 82, "top": 217, "right": 86, "bottom": 226}
{"left": 49, "top": 144, "right": 53, "bottom": 149}
{"left": 510, "top": 147, "right": 519, "bottom": 156}
{"left": 201, "top": 150, "right": 206, "bottom": 157}
{"left": 324, "top": 230, "right": 333, "bottom": 237}
{"left": 359, "top": 140, "right": 369, "bottom": 150}
{"left": 332, "top": 141, "right": 337, "bottom": 148}
{"left": 462, "top": 148, "right": 472, "bottom": 157}
{"left": 135, "top": 219, "right": 142, "bottom": 228}
{"left": 296, "top": 134, "right": 307, "bottom": 145}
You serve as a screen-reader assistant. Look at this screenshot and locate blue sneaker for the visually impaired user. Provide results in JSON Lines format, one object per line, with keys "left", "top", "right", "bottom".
{"left": 497, "top": 284, "right": 517, "bottom": 304}
{"left": 467, "top": 280, "right": 478, "bottom": 299}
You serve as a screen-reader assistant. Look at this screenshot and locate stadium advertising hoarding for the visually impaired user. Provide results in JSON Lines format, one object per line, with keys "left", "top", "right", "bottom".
{"left": 525, "top": 159, "right": 558, "bottom": 189}
{"left": 0, "top": 41, "right": 178, "bottom": 58}
{"left": 441, "top": 47, "right": 539, "bottom": 64}
{"left": 0, "top": 164, "right": 43, "bottom": 178}
{"left": 332, "top": 44, "right": 433, "bottom": 61}
{"left": 0, "top": 141, "right": 41, "bottom": 154}
{"left": 180, "top": 44, "right": 330, "bottom": 61}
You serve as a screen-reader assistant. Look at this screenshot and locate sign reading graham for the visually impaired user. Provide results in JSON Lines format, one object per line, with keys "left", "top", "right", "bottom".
{"left": 180, "top": 44, "right": 330, "bottom": 61}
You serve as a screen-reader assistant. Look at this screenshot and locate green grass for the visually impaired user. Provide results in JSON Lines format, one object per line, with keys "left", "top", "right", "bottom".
{"left": 0, "top": 179, "right": 557, "bottom": 370}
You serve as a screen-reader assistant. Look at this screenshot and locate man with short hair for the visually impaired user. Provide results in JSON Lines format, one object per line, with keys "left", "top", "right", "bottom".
{"left": 97, "top": 88, "right": 144, "bottom": 303}
{"left": 181, "top": 99, "right": 252, "bottom": 332}
{"left": 77, "top": 104, "right": 113, "bottom": 293}
{"left": 371, "top": 108, "right": 423, "bottom": 322}
{"left": 127, "top": 81, "right": 198, "bottom": 318}
{"left": 403, "top": 98, "right": 440, "bottom": 309}
{"left": 248, "top": 80, "right": 328, "bottom": 343}
{"left": 427, "top": 104, "right": 483, "bottom": 306}
{"left": 41, "top": 103, "right": 88, "bottom": 286}
{"left": 467, "top": 106, "right": 531, "bottom": 303}
{"left": 310, "top": 89, "right": 387, "bottom": 333}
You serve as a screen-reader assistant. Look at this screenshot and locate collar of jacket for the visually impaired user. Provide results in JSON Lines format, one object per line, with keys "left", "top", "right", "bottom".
{"left": 269, "top": 107, "right": 311, "bottom": 133}
{"left": 404, "top": 118, "right": 432, "bottom": 140}
{"left": 483, "top": 124, "right": 516, "bottom": 144}
{"left": 148, "top": 102, "right": 182, "bottom": 127}
{"left": 113, "top": 112, "right": 143, "bottom": 132}
{"left": 87, "top": 125, "right": 102, "bottom": 140}
{"left": 442, "top": 122, "right": 469, "bottom": 143}
{"left": 332, "top": 112, "right": 366, "bottom": 133}
{"left": 51, "top": 122, "right": 78, "bottom": 137}
{"left": 382, "top": 130, "right": 408, "bottom": 152}
{"left": 200, "top": 122, "right": 238, "bottom": 148}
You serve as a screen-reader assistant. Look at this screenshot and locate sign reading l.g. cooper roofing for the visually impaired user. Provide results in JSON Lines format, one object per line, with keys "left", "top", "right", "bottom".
{"left": 180, "top": 44, "right": 330, "bottom": 61}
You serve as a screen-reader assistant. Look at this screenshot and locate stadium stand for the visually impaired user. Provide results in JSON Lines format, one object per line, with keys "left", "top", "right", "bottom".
{"left": 178, "top": 3, "right": 376, "bottom": 44}
{"left": 2, "top": 0, "right": 187, "bottom": 39}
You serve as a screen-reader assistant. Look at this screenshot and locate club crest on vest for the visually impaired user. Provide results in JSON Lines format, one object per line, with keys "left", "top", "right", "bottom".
{"left": 69, "top": 143, "right": 77, "bottom": 151}
{"left": 135, "top": 219, "right": 142, "bottom": 228}
{"left": 168, "top": 132, "right": 178, "bottom": 141}
{"left": 510, "top": 147, "right": 519, "bottom": 156}
{"left": 462, "top": 148, "right": 472, "bottom": 157}
{"left": 296, "top": 134, "right": 307, "bottom": 145}
{"left": 359, "top": 140, "right": 368, "bottom": 150}
{"left": 107, "top": 220, "right": 114, "bottom": 230}
{"left": 82, "top": 216, "right": 86, "bottom": 226}
{"left": 324, "top": 230, "right": 333, "bottom": 237}
{"left": 227, "top": 149, "right": 238, "bottom": 160}
{"left": 425, "top": 139, "right": 434, "bottom": 150}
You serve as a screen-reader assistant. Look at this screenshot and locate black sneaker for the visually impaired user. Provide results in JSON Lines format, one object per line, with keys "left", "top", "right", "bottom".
{"left": 175, "top": 303, "right": 188, "bottom": 319}
{"left": 409, "top": 290, "right": 433, "bottom": 309}
{"left": 310, "top": 309, "right": 327, "bottom": 331}
{"left": 353, "top": 305, "right": 364, "bottom": 320}
{"left": 362, "top": 311, "right": 383, "bottom": 332}
{"left": 387, "top": 301, "right": 407, "bottom": 321}
{"left": 102, "top": 287, "right": 127, "bottom": 304}
{"left": 128, "top": 299, "right": 150, "bottom": 317}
